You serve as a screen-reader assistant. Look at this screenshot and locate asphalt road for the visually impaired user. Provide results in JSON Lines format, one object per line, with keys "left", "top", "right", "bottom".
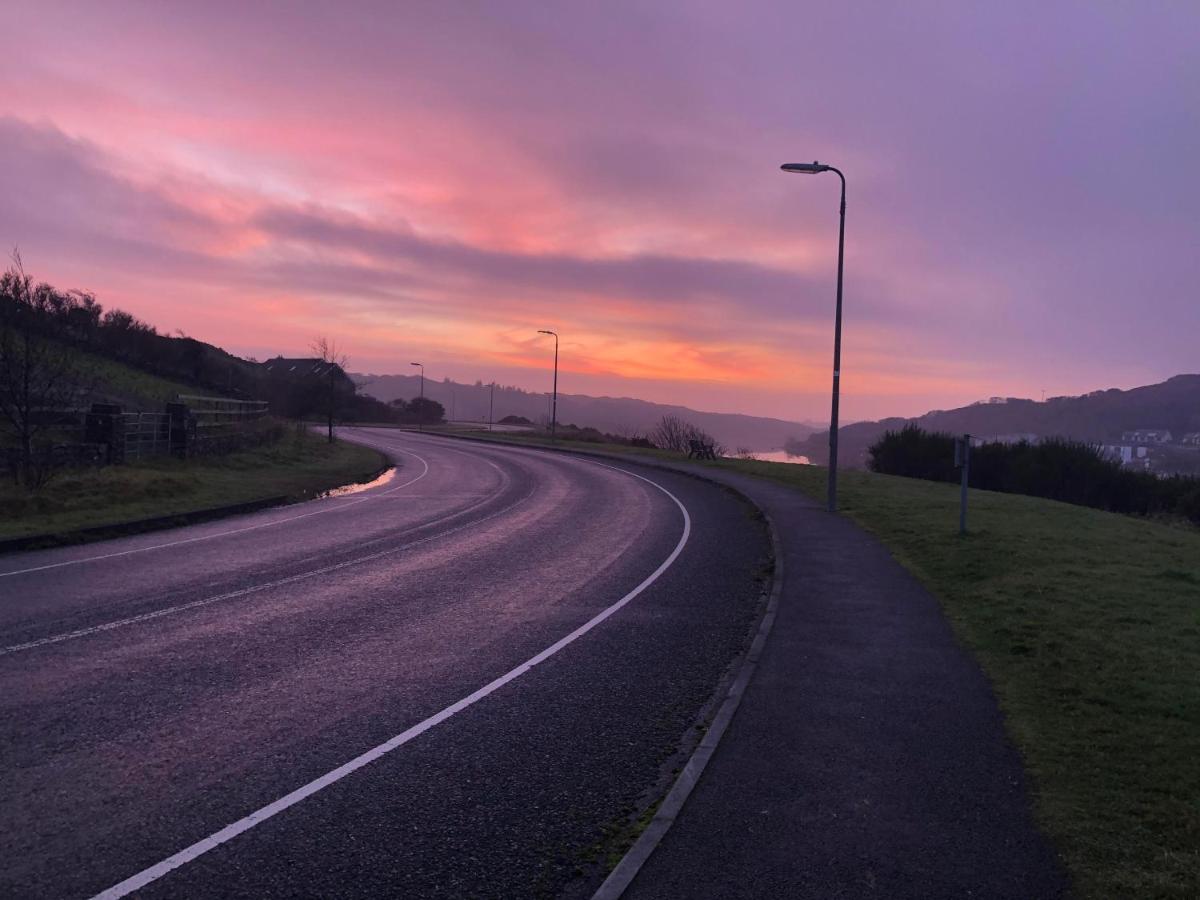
{"left": 0, "top": 428, "right": 769, "bottom": 898}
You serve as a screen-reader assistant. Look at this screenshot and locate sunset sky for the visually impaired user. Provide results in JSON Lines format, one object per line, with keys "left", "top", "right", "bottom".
{"left": 2, "top": 1, "right": 1197, "bottom": 422}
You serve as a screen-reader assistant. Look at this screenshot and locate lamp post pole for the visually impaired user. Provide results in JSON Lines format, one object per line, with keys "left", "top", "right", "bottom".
{"left": 537, "top": 330, "right": 558, "bottom": 439}
{"left": 781, "top": 160, "right": 846, "bottom": 513}
{"left": 410, "top": 362, "right": 424, "bottom": 431}
{"left": 489, "top": 382, "right": 495, "bottom": 430}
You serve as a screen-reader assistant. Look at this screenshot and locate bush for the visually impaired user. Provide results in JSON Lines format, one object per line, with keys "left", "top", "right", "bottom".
{"left": 869, "top": 425, "right": 1200, "bottom": 526}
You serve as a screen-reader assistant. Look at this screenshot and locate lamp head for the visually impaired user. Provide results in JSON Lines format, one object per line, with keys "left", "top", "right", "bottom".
{"left": 781, "top": 161, "right": 830, "bottom": 174}
{"left": 410, "top": 362, "right": 421, "bottom": 367}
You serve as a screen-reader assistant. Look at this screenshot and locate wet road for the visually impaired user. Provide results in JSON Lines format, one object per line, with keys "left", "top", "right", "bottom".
{"left": 0, "top": 428, "right": 769, "bottom": 898}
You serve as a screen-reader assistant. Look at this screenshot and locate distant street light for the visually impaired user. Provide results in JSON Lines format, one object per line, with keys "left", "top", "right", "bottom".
{"left": 781, "top": 160, "right": 846, "bottom": 513}
{"left": 410, "top": 361, "right": 424, "bottom": 431}
{"left": 537, "top": 330, "right": 559, "bottom": 439}
{"left": 489, "top": 381, "right": 495, "bottom": 431}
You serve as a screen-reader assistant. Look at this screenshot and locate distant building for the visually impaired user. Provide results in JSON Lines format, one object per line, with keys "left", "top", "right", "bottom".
{"left": 1120, "top": 429, "right": 1172, "bottom": 444}
{"left": 260, "top": 357, "right": 347, "bottom": 380}
{"left": 260, "top": 357, "right": 355, "bottom": 391}
{"left": 1180, "top": 432, "right": 1200, "bottom": 447}
{"left": 256, "top": 356, "right": 358, "bottom": 420}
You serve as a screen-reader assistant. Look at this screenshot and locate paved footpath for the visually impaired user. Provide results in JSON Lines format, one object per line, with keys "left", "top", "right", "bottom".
{"left": 619, "top": 465, "right": 1067, "bottom": 899}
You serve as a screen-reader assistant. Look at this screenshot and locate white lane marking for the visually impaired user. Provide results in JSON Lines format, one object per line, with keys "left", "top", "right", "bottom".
{"left": 88, "top": 463, "right": 691, "bottom": 900}
{"left": 1, "top": 483, "right": 527, "bottom": 658}
{"left": 0, "top": 448, "right": 431, "bottom": 579}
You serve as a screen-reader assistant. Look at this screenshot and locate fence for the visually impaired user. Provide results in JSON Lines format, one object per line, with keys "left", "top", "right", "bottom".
{"left": 176, "top": 395, "right": 269, "bottom": 456}
{"left": 2, "top": 396, "right": 273, "bottom": 474}
{"left": 177, "top": 395, "right": 269, "bottom": 427}
{"left": 120, "top": 412, "right": 177, "bottom": 461}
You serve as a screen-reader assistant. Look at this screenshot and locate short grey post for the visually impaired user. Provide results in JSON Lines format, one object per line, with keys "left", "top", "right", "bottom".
{"left": 955, "top": 434, "right": 971, "bottom": 535}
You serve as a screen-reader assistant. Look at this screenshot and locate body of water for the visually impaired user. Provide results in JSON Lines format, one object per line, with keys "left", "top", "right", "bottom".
{"left": 751, "top": 450, "right": 811, "bottom": 465}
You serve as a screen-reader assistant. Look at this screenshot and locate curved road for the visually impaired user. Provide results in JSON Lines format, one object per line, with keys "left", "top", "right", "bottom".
{"left": 0, "top": 429, "right": 769, "bottom": 898}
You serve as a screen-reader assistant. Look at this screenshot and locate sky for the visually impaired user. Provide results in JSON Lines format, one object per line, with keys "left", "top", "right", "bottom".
{"left": 1, "top": 1, "right": 1197, "bottom": 423}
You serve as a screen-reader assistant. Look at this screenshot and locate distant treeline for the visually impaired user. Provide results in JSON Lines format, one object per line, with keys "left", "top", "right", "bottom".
{"left": 869, "top": 425, "right": 1200, "bottom": 526}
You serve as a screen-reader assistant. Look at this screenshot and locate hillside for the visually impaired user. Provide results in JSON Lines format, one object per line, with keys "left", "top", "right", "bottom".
{"left": 353, "top": 373, "right": 817, "bottom": 451}
{"left": 796, "top": 374, "right": 1200, "bottom": 469}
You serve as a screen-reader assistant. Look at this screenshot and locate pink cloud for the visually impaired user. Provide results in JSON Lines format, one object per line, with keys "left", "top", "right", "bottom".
{"left": 1, "top": 1, "right": 1197, "bottom": 421}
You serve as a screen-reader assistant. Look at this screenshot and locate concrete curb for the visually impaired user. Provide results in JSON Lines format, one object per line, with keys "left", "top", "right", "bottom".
{"left": 591, "top": 508, "right": 785, "bottom": 899}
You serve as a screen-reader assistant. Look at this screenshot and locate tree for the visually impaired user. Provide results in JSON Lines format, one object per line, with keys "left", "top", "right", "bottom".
{"left": 311, "top": 337, "right": 349, "bottom": 444}
{"left": 651, "top": 414, "right": 725, "bottom": 457}
{"left": 0, "top": 253, "right": 93, "bottom": 487}
{"left": 651, "top": 415, "right": 692, "bottom": 453}
{"left": 408, "top": 396, "right": 445, "bottom": 426}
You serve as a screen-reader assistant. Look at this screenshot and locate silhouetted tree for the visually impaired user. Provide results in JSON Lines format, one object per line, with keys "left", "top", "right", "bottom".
{"left": 651, "top": 414, "right": 725, "bottom": 456}
{"left": 0, "top": 253, "right": 94, "bottom": 486}
{"left": 311, "top": 337, "right": 349, "bottom": 444}
{"left": 408, "top": 396, "right": 445, "bottom": 426}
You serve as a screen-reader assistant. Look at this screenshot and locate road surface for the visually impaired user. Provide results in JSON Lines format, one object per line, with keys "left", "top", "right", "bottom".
{"left": 0, "top": 428, "right": 769, "bottom": 898}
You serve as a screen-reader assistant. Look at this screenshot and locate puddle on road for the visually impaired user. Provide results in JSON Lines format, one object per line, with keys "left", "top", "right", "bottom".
{"left": 318, "top": 466, "right": 397, "bottom": 498}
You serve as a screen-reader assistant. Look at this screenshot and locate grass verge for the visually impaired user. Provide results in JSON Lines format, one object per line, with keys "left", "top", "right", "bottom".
{"left": 1, "top": 430, "right": 386, "bottom": 541}
{"left": 706, "top": 458, "right": 1199, "bottom": 899}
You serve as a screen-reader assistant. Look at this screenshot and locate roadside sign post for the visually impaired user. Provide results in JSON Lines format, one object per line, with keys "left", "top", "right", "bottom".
{"left": 954, "top": 434, "right": 971, "bottom": 535}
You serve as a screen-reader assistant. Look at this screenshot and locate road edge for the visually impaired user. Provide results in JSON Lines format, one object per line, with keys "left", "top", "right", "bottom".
{"left": 590, "top": 505, "right": 784, "bottom": 899}
{"left": 345, "top": 428, "right": 789, "bottom": 897}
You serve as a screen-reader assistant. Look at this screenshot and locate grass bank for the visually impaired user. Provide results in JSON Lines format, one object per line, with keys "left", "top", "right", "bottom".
{"left": 1, "top": 430, "right": 386, "bottom": 542}
{"left": 710, "top": 458, "right": 1199, "bottom": 899}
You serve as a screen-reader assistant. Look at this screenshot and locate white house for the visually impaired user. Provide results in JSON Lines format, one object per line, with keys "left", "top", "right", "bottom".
{"left": 1120, "top": 429, "right": 1172, "bottom": 444}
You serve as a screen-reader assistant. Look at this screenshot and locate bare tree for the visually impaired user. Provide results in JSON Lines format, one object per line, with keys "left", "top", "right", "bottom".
{"left": 311, "top": 336, "right": 349, "bottom": 444}
{"left": 0, "top": 252, "right": 93, "bottom": 487}
{"left": 651, "top": 414, "right": 726, "bottom": 457}
{"left": 651, "top": 415, "right": 692, "bottom": 453}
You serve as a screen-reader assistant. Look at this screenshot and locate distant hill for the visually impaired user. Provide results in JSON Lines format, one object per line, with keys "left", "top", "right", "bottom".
{"left": 353, "top": 373, "right": 817, "bottom": 451}
{"left": 796, "top": 375, "right": 1200, "bottom": 469}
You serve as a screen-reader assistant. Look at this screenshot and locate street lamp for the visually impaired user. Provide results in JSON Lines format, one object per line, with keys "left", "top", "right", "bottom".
{"left": 537, "top": 330, "right": 558, "bottom": 439}
{"left": 781, "top": 160, "right": 846, "bottom": 513}
{"left": 410, "top": 361, "right": 424, "bottom": 431}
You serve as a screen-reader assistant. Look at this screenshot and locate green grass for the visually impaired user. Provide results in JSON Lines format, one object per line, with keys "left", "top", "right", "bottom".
{"left": 1, "top": 431, "right": 386, "bottom": 540}
{"left": 81, "top": 349, "right": 211, "bottom": 408}
{"left": 698, "top": 458, "right": 1199, "bottom": 899}
{"left": 419, "top": 425, "right": 1199, "bottom": 896}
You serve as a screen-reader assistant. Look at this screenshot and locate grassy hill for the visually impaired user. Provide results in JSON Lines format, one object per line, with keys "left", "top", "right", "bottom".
{"left": 74, "top": 343, "right": 229, "bottom": 411}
